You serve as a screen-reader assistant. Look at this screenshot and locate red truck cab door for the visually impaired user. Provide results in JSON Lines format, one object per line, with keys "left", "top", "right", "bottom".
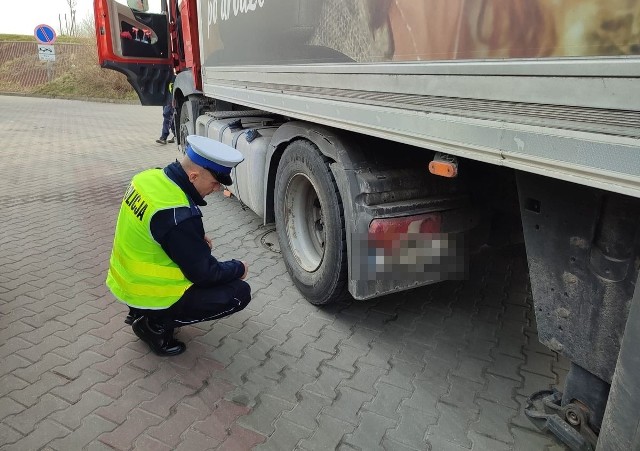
{"left": 94, "top": 0, "right": 173, "bottom": 106}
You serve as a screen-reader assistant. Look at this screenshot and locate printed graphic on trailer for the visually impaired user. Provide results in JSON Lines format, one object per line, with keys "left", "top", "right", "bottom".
{"left": 199, "top": 0, "right": 640, "bottom": 66}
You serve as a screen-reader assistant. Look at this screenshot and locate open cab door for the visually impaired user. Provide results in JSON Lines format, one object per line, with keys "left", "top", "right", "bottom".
{"left": 94, "top": 0, "right": 173, "bottom": 105}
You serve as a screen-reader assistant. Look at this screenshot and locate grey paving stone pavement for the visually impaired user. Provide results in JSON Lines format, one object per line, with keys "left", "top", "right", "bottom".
{"left": 0, "top": 96, "right": 569, "bottom": 450}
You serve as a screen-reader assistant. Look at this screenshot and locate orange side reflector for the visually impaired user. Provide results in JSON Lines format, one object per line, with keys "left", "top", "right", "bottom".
{"left": 429, "top": 160, "right": 458, "bottom": 178}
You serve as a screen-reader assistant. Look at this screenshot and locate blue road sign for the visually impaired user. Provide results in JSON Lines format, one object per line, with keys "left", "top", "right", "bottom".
{"left": 34, "top": 24, "right": 57, "bottom": 44}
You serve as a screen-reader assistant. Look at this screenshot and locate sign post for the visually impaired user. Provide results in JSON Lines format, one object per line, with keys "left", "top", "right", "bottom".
{"left": 34, "top": 24, "right": 57, "bottom": 81}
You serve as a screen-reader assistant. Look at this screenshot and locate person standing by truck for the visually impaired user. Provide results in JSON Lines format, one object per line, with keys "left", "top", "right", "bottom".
{"left": 106, "top": 135, "right": 250, "bottom": 356}
{"left": 156, "top": 77, "right": 176, "bottom": 144}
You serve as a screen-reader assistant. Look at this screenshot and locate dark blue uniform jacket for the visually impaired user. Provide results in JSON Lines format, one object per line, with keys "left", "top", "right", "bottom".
{"left": 149, "top": 161, "right": 245, "bottom": 286}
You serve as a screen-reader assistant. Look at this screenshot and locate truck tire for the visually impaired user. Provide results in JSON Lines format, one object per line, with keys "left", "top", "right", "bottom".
{"left": 275, "top": 140, "right": 348, "bottom": 305}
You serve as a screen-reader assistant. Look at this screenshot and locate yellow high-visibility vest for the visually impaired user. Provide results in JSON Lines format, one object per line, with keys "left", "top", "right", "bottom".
{"left": 106, "top": 169, "right": 193, "bottom": 309}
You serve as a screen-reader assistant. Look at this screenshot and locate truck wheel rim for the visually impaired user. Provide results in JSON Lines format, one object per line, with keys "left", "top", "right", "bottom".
{"left": 285, "top": 173, "right": 325, "bottom": 272}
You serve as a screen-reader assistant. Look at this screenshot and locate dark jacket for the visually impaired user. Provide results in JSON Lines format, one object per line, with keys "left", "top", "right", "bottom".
{"left": 149, "top": 161, "right": 244, "bottom": 286}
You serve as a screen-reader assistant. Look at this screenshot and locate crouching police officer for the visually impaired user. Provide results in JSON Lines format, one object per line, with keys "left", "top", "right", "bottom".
{"left": 106, "top": 135, "right": 250, "bottom": 356}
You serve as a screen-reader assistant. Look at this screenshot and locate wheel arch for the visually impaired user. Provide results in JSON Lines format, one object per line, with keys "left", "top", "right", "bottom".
{"left": 173, "top": 70, "right": 203, "bottom": 146}
{"left": 264, "top": 121, "right": 359, "bottom": 225}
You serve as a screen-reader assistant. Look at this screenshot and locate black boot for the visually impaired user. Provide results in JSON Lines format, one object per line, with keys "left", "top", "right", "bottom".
{"left": 132, "top": 317, "right": 186, "bottom": 356}
{"left": 124, "top": 307, "right": 143, "bottom": 325}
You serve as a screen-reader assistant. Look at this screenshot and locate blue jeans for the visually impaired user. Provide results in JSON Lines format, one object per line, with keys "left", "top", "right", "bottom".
{"left": 161, "top": 104, "right": 175, "bottom": 139}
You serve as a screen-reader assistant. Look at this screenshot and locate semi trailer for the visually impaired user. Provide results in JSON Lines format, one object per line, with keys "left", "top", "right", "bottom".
{"left": 94, "top": 1, "right": 640, "bottom": 448}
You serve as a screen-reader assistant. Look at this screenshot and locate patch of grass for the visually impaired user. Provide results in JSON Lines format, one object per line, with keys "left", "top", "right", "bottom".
{"left": 0, "top": 34, "right": 138, "bottom": 102}
{"left": 0, "top": 33, "right": 88, "bottom": 44}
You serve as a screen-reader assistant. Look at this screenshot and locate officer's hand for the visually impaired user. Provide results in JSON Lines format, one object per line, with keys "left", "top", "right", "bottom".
{"left": 240, "top": 261, "right": 249, "bottom": 280}
{"left": 204, "top": 235, "right": 212, "bottom": 249}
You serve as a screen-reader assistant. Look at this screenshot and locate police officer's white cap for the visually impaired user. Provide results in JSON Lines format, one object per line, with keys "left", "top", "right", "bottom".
{"left": 185, "top": 135, "right": 244, "bottom": 186}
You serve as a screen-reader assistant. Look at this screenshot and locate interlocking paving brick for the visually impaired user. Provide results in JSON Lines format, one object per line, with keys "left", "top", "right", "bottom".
{"left": 131, "top": 434, "right": 173, "bottom": 451}
{"left": 241, "top": 334, "right": 280, "bottom": 363}
{"left": 50, "top": 389, "right": 113, "bottom": 429}
{"left": 146, "top": 403, "right": 208, "bottom": 448}
{"left": 0, "top": 354, "right": 32, "bottom": 376}
{"left": 91, "top": 327, "right": 135, "bottom": 358}
{"left": 193, "top": 399, "right": 249, "bottom": 440}
{"left": 53, "top": 318, "right": 103, "bottom": 342}
{"left": 363, "top": 381, "right": 411, "bottom": 421}
{"left": 174, "top": 429, "right": 219, "bottom": 451}
{"left": 386, "top": 405, "right": 437, "bottom": 449}
{"left": 0, "top": 337, "right": 33, "bottom": 361}
{"left": 427, "top": 435, "right": 471, "bottom": 450}
{"left": 51, "top": 335, "right": 104, "bottom": 361}
{"left": 478, "top": 373, "right": 520, "bottom": 410}
{"left": 12, "top": 354, "right": 70, "bottom": 384}
{"left": 0, "top": 422, "right": 23, "bottom": 447}
{"left": 469, "top": 399, "right": 514, "bottom": 445}
{"left": 512, "top": 425, "right": 564, "bottom": 450}
{"left": 8, "top": 372, "right": 69, "bottom": 407}
{"left": 428, "top": 403, "right": 476, "bottom": 449}
{"left": 304, "top": 365, "right": 351, "bottom": 400}
{"left": 0, "top": 374, "right": 29, "bottom": 399}
{"left": 324, "top": 343, "right": 361, "bottom": 373}
{"left": 94, "top": 385, "right": 156, "bottom": 425}
{"left": 255, "top": 417, "right": 312, "bottom": 451}
{"left": 49, "top": 414, "right": 117, "bottom": 451}
{"left": 486, "top": 353, "right": 524, "bottom": 382}
{"left": 451, "top": 356, "right": 489, "bottom": 385}
{"left": 52, "top": 350, "right": 107, "bottom": 380}
{"left": 299, "top": 316, "right": 332, "bottom": 338}
{"left": 0, "top": 419, "right": 69, "bottom": 451}
{"left": 98, "top": 408, "right": 163, "bottom": 451}
{"left": 379, "top": 358, "right": 423, "bottom": 392}
{"left": 517, "top": 370, "right": 556, "bottom": 398}
{"left": 468, "top": 430, "right": 511, "bottom": 451}
{"left": 4, "top": 393, "right": 70, "bottom": 434}
{"left": 92, "top": 347, "right": 144, "bottom": 376}
{"left": 0, "top": 398, "right": 26, "bottom": 423}
{"left": 18, "top": 320, "right": 68, "bottom": 346}
{"left": 93, "top": 365, "right": 147, "bottom": 399}
{"left": 266, "top": 367, "right": 316, "bottom": 404}
{"left": 236, "top": 393, "right": 295, "bottom": 435}
{"left": 139, "top": 381, "right": 196, "bottom": 418}
{"left": 50, "top": 368, "right": 111, "bottom": 404}
{"left": 521, "top": 348, "right": 557, "bottom": 377}
{"left": 278, "top": 329, "right": 316, "bottom": 358}
{"left": 217, "top": 423, "right": 267, "bottom": 451}
{"left": 441, "top": 375, "right": 483, "bottom": 413}
{"left": 359, "top": 341, "right": 394, "bottom": 370}
{"left": 401, "top": 380, "right": 444, "bottom": 416}
{"left": 292, "top": 347, "right": 332, "bottom": 377}
{"left": 341, "top": 362, "right": 386, "bottom": 396}
{"left": 323, "top": 386, "right": 373, "bottom": 425}
{"left": 225, "top": 353, "right": 262, "bottom": 382}
{"left": 344, "top": 411, "right": 396, "bottom": 451}
{"left": 298, "top": 413, "right": 355, "bottom": 451}
{"left": 341, "top": 327, "right": 381, "bottom": 351}
{"left": 210, "top": 337, "right": 247, "bottom": 365}
{"left": 196, "top": 378, "right": 236, "bottom": 408}
{"left": 19, "top": 305, "right": 69, "bottom": 329}
{"left": 198, "top": 323, "right": 238, "bottom": 349}
{"left": 282, "top": 389, "right": 332, "bottom": 430}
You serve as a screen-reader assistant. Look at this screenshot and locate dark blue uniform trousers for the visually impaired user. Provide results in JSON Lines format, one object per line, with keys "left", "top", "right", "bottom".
{"left": 130, "top": 279, "right": 251, "bottom": 330}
